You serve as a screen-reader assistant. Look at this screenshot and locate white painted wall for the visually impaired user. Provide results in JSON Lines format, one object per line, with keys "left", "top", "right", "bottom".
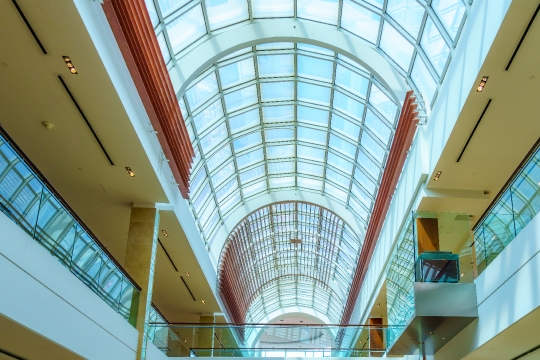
{"left": 435, "top": 209, "right": 540, "bottom": 359}
{"left": 146, "top": 342, "right": 169, "bottom": 360}
{"left": 350, "top": 0, "right": 513, "bottom": 327}
{"left": 0, "top": 211, "right": 139, "bottom": 360}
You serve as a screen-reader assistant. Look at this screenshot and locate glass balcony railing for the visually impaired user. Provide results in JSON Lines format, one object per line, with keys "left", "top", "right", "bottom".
{"left": 146, "top": 323, "right": 400, "bottom": 357}
{"left": 473, "top": 143, "right": 540, "bottom": 275}
{"left": 0, "top": 130, "right": 140, "bottom": 324}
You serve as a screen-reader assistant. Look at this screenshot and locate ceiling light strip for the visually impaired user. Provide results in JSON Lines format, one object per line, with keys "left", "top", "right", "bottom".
{"left": 101, "top": 0, "right": 194, "bottom": 198}
{"left": 339, "top": 90, "right": 419, "bottom": 331}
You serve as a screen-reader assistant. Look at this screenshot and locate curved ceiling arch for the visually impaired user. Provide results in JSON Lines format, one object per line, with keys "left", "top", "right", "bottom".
{"left": 180, "top": 42, "right": 399, "bottom": 249}
{"left": 208, "top": 190, "right": 366, "bottom": 265}
{"left": 146, "top": 0, "right": 470, "bottom": 111}
{"left": 168, "top": 19, "right": 408, "bottom": 103}
{"left": 218, "top": 201, "right": 361, "bottom": 325}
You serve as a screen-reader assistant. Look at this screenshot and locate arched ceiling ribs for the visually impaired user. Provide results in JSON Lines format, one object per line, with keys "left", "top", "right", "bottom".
{"left": 218, "top": 201, "right": 362, "bottom": 324}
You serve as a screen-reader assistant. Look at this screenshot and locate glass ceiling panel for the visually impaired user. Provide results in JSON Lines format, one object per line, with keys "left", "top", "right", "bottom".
{"left": 181, "top": 43, "right": 401, "bottom": 243}
{"left": 151, "top": 0, "right": 469, "bottom": 110}
{"left": 218, "top": 202, "right": 363, "bottom": 324}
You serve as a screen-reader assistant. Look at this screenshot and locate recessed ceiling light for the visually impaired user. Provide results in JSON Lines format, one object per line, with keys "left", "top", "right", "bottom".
{"left": 185, "top": 271, "right": 191, "bottom": 277}
{"left": 376, "top": 303, "right": 381, "bottom": 307}
{"left": 461, "top": 273, "right": 464, "bottom": 278}
{"left": 476, "top": 76, "right": 488, "bottom": 92}
{"left": 427, "top": 331, "right": 435, "bottom": 335}
{"left": 162, "top": 230, "right": 168, "bottom": 237}
{"left": 63, "top": 56, "right": 78, "bottom": 74}
{"left": 201, "top": 300, "right": 205, "bottom": 304}
{"left": 125, "top": 167, "right": 135, "bottom": 177}
{"left": 434, "top": 171, "right": 442, "bottom": 181}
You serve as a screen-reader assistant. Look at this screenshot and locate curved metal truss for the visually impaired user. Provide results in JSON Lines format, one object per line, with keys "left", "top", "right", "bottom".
{"left": 181, "top": 43, "right": 400, "bottom": 245}
{"left": 218, "top": 201, "right": 362, "bottom": 324}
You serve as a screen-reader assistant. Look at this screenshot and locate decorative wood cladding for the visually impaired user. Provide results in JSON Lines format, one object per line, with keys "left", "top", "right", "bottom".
{"left": 102, "top": 0, "right": 193, "bottom": 198}
{"left": 340, "top": 90, "right": 419, "bottom": 325}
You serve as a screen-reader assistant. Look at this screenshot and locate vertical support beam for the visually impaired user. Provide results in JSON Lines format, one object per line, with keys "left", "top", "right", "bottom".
{"left": 124, "top": 207, "right": 160, "bottom": 360}
{"left": 416, "top": 218, "right": 440, "bottom": 254}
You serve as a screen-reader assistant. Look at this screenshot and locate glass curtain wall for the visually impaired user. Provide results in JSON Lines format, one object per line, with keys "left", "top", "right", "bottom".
{"left": 0, "top": 132, "right": 139, "bottom": 323}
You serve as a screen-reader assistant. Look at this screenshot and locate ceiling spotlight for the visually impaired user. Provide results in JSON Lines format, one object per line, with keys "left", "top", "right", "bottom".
{"left": 185, "top": 271, "right": 191, "bottom": 277}
{"left": 427, "top": 331, "right": 435, "bottom": 335}
{"left": 434, "top": 171, "right": 442, "bottom": 181}
{"left": 63, "top": 56, "right": 78, "bottom": 74}
{"left": 376, "top": 303, "right": 381, "bottom": 307}
{"left": 461, "top": 273, "right": 465, "bottom": 278}
{"left": 201, "top": 300, "right": 206, "bottom": 305}
{"left": 476, "top": 76, "right": 488, "bottom": 92}
{"left": 125, "top": 167, "right": 135, "bottom": 177}
{"left": 162, "top": 230, "right": 168, "bottom": 237}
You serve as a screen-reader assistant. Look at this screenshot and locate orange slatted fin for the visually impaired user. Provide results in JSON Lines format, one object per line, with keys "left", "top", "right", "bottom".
{"left": 102, "top": 0, "right": 194, "bottom": 198}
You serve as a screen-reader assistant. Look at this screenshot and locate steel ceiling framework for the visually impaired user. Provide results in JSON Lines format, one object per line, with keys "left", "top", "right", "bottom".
{"left": 218, "top": 201, "right": 362, "bottom": 325}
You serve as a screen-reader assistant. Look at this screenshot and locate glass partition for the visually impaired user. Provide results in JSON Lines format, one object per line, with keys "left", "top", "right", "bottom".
{"left": 146, "top": 323, "right": 397, "bottom": 357}
{"left": 473, "top": 145, "right": 540, "bottom": 274}
{"left": 0, "top": 131, "right": 139, "bottom": 324}
{"left": 386, "top": 210, "right": 474, "bottom": 349}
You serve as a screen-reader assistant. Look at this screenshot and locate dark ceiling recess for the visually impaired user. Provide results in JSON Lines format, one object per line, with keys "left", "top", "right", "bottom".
{"left": 505, "top": 3, "right": 540, "bottom": 71}
{"left": 456, "top": 99, "right": 492, "bottom": 163}
{"left": 57, "top": 76, "right": 114, "bottom": 166}
{"left": 180, "top": 276, "right": 196, "bottom": 301}
{"left": 158, "top": 238, "right": 178, "bottom": 272}
{"left": 11, "top": 0, "right": 47, "bottom": 54}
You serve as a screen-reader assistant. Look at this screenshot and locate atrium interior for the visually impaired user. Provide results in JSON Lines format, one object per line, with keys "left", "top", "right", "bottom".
{"left": 0, "top": 0, "right": 540, "bottom": 359}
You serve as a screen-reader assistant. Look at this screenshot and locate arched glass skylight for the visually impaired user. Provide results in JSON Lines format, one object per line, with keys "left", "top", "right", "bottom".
{"left": 145, "top": 0, "right": 470, "bottom": 107}
{"left": 218, "top": 202, "right": 361, "bottom": 324}
{"left": 178, "top": 43, "right": 400, "bottom": 244}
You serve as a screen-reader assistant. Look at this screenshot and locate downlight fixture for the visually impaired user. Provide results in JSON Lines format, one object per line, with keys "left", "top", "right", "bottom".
{"left": 434, "top": 171, "right": 442, "bottom": 181}
{"left": 201, "top": 300, "right": 206, "bottom": 305}
{"left": 185, "top": 271, "right": 191, "bottom": 277}
{"left": 63, "top": 56, "right": 78, "bottom": 74}
{"left": 125, "top": 167, "right": 135, "bottom": 177}
{"left": 162, "top": 230, "right": 168, "bottom": 237}
{"left": 476, "top": 76, "right": 488, "bottom": 92}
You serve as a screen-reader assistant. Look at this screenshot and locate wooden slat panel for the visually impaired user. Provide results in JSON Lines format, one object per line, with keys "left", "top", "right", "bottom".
{"left": 102, "top": 0, "right": 193, "bottom": 198}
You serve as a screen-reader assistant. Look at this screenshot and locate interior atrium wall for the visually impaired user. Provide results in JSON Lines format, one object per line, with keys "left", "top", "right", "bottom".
{"left": 350, "top": 0, "right": 513, "bottom": 325}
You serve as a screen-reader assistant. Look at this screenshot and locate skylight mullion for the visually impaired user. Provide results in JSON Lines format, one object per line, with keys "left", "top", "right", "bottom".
{"left": 294, "top": 49, "right": 298, "bottom": 188}
{"left": 199, "top": 0, "right": 212, "bottom": 34}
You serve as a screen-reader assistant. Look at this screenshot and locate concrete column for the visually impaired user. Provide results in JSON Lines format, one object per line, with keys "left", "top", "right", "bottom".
{"left": 197, "top": 315, "right": 215, "bottom": 356}
{"left": 124, "top": 207, "right": 160, "bottom": 360}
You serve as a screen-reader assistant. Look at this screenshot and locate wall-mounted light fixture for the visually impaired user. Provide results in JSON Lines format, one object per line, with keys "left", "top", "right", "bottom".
{"left": 63, "top": 56, "right": 78, "bottom": 74}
